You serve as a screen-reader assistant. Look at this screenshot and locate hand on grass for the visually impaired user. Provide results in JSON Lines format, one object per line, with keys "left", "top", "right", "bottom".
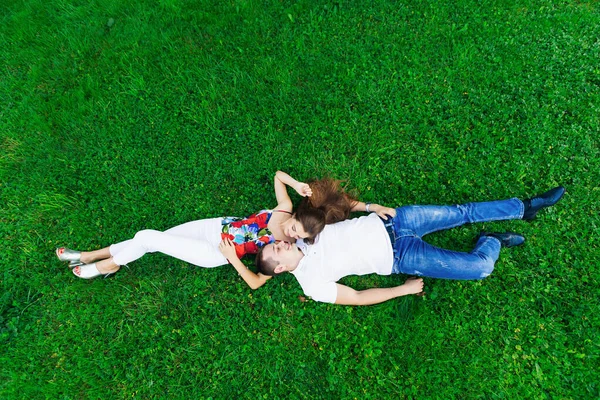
{"left": 403, "top": 278, "right": 425, "bottom": 295}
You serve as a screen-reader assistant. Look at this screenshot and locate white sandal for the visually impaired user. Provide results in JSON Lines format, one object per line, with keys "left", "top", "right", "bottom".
{"left": 72, "top": 263, "right": 111, "bottom": 279}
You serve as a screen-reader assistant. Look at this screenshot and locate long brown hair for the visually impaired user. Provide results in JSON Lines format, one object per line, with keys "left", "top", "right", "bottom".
{"left": 295, "top": 178, "right": 357, "bottom": 243}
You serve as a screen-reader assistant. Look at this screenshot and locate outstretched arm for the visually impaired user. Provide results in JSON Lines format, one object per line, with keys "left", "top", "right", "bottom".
{"left": 350, "top": 201, "right": 397, "bottom": 220}
{"left": 334, "top": 278, "right": 424, "bottom": 305}
{"left": 219, "top": 239, "right": 271, "bottom": 290}
{"left": 273, "top": 171, "right": 312, "bottom": 211}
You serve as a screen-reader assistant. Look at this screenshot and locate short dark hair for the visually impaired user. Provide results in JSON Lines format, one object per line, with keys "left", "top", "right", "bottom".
{"left": 255, "top": 245, "right": 278, "bottom": 276}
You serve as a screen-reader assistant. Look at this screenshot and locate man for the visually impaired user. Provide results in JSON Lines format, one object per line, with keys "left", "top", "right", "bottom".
{"left": 256, "top": 187, "right": 565, "bottom": 306}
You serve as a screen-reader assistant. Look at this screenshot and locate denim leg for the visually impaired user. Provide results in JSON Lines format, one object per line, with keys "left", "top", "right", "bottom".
{"left": 393, "top": 197, "right": 524, "bottom": 238}
{"left": 393, "top": 235, "right": 502, "bottom": 280}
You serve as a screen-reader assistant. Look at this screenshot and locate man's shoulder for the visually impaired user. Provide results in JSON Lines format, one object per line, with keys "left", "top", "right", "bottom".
{"left": 291, "top": 260, "right": 337, "bottom": 303}
{"left": 292, "top": 256, "right": 326, "bottom": 287}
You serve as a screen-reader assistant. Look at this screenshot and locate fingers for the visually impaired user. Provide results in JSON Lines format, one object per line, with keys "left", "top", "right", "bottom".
{"left": 377, "top": 209, "right": 396, "bottom": 220}
{"left": 374, "top": 206, "right": 396, "bottom": 220}
{"left": 296, "top": 182, "right": 312, "bottom": 197}
{"left": 407, "top": 276, "right": 424, "bottom": 287}
{"left": 303, "top": 185, "right": 313, "bottom": 197}
{"left": 383, "top": 208, "right": 396, "bottom": 218}
{"left": 219, "top": 239, "right": 237, "bottom": 259}
{"left": 414, "top": 278, "right": 425, "bottom": 292}
{"left": 220, "top": 238, "right": 233, "bottom": 247}
{"left": 408, "top": 277, "right": 424, "bottom": 294}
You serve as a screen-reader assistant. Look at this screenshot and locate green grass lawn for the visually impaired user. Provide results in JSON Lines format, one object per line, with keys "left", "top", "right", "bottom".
{"left": 1, "top": 0, "right": 599, "bottom": 398}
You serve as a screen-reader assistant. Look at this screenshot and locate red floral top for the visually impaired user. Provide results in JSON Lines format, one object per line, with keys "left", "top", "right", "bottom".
{"left": 221, "top": 210, "right": 291, "bottom": 258}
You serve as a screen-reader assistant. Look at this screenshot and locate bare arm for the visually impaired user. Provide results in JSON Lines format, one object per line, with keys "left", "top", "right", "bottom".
{"left": 350, "top": 201, "right": 397, "bottom": 220}
{"left": 219, "top": 239, "right": 271, "bottom": 290}
{"left": 334, "top": 278, "right": 424, "bottom": 306}
{"left": 273, "top": 171, "right": 312, "bottom": 211}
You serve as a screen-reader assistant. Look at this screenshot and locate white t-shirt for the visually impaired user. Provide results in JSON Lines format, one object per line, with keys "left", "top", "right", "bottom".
{"left": 291, "top": 213, "right": 394, "bottom": 303}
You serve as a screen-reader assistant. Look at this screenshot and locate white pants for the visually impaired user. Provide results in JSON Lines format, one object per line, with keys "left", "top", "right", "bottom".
{"left": 109, "top": 218, "right": 228, "bottom": 268}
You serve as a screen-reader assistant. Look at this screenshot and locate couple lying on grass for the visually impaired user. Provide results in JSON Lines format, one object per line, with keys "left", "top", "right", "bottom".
{"left": 56, "top": 171, "right": 565, "bottom": 306}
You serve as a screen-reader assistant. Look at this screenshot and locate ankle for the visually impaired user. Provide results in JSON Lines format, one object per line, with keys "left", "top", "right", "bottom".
{"left": 96, "top": 258, "right": 120, "bottom": 274}
{"left": 79, "top": 252, "right": 94, "bottom": 264}
{"left": 522, "top": 199, "right": 534, "bottom": 219}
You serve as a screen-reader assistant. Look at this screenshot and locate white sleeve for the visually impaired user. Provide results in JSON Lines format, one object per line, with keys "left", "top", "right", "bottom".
{"left": 302, "top": 281, "right": 338, "bottom": 304}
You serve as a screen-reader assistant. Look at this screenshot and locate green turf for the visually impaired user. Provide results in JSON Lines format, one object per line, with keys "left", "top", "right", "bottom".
{"left": 1, "top": 0, "right": 599, "bottom": 398}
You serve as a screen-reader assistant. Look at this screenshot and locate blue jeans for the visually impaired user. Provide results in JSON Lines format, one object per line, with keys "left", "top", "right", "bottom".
{"left": 387, "top": 198, "right": 524, "bottom": 280}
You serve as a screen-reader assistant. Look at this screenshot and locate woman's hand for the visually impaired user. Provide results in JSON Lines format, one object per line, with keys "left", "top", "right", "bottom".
{"left": 371, "top": 204, "right": 397, "bottom": 220}
{"left": 219, "top": 238, "right": 238, "bottom": 261}
{"left": 273, "top": 171, "right": 309, "bottom": 211}
{"left": 220, "top": 238, "right": 271, "bottom": 289}
{"left": 294, "top": 182, "right": 313, "bottom": 197}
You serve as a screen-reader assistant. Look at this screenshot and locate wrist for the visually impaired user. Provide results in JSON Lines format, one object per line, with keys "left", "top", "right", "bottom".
{"left": 396, "top": 285, "right": 409, "bottom": 297}
{"left": 365, "top": 202, "right": 372, "bottom": 212}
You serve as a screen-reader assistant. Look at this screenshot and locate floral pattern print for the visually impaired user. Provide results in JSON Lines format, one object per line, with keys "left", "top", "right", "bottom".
{"left": 221, "top": 210, "right": 275, "bottom": 258}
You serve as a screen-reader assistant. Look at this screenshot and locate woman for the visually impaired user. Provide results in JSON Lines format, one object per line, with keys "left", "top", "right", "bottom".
{"left": 56, "top": 171, "right": 395, "bottom": 289}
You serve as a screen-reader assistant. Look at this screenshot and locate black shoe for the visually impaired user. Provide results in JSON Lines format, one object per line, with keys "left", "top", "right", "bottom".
{"left": 479, "top": 232, "right": 525, "bottom": 248}
{"left": 522, "top": 186, "right": 565, "bottom": 220}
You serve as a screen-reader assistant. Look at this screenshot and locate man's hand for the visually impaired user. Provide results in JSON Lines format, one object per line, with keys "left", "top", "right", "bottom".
{"left": 402, "top": 277, "right": 424, "bottom": 295}
{"left": 335, "top": 279, "right": 424, "bottom": 305}
{"left": 218, "top": 238, "right": 238, "bottom": 261}
{"left": 295, "top": 182, "right": 313, "bottom": 197}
